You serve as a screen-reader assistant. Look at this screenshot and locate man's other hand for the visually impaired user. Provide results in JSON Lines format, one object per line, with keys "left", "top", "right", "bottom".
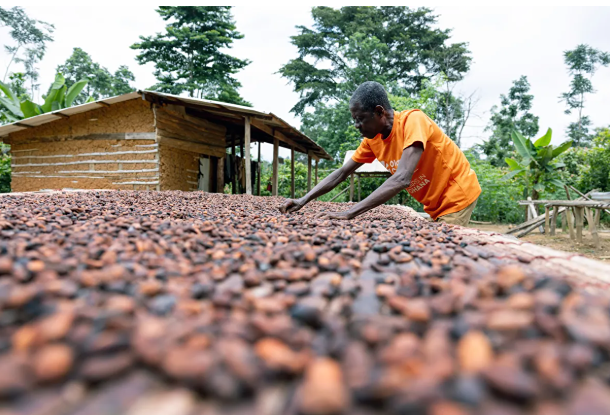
{"left": 279, "top": 199, "right": 305, "bottom": 214}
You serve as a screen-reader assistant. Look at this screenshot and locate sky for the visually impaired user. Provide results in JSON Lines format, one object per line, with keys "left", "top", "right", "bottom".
{"left": 2, "top": 5, "right": 610, "bottom": 162}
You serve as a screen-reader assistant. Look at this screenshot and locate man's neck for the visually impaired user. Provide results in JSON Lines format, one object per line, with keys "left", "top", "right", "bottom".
{"left": 381, "top": 109, "right": 395, "bottom": 139}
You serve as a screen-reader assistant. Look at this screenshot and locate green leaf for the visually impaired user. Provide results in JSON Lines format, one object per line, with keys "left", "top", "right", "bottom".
{"left": 548, "top": 178, "right": 565, "bottom": 188}
{"left": 533, "top": 128, "right": 552, "bottom": 148}
{"left": 49, "top": 73, "right": 65, "bottom": 92}
{"left": 552, "top": 162, "right": 566, "bottom": 169}
{"left": 20, "top": 100, "right": 41, "bottom": 118}
{"left": 53, "top": 86, "right": 67, "bottom": 111}
{"left": 65, "top": 80, "right": 88, "bottom": 108}
{"left": 85, "top": 96, "right": 95, "bottom": 103}
{"left": 533, "top": 183, "right": 545, "bottom": 192}
{"left": 511, "top": 130, "right": 532, "bottom": 161}
{"left": 0, "top": 80, "right": 20, "bottom": 108}
{"left": 500, "top": 169, "right": 525, "bottom": 181}
{"left": 505, "top": 158, "right": 522, "bottom": 170}
{"left": 551, "top": 140, "right": 572, "bottom": 158}
{"left": 0, "top": 96, "right": 23, "bottom": 118}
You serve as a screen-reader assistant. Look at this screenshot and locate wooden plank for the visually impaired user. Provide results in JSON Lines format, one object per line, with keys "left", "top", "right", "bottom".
{"left": 272, "top": 138, "right": 279, "bottom": 196}
{"left": 350, "top": 173, "right": 354, "bottom": 202}
{"left": 546, "top": 200, "right": 610, "bottom": 208}
{"left": 232, "top": 138, "right": 236, "bottom": 194}
{"left": 307, "top": 152, "right": 312, "bottom": 192}
{"left": 250, "top": 118, "right": 308, "bottom": 154}
{"left": 566, "top": 207, "right": 576, "bottom": 240}
{"left": 545, "top": 206, "right": 550, "bottom": 236}
{"left": 157, "top": 136, "right": 225, "bottom": 158}
{"left": 561, "top": 211, "right": 567, "bottom": 233}
{"left": 575, "top": 207, "right": 584, "bottom": 243}
{"left": 290, "top": 147, "right": 295, "bottom": 199}
{"left": 257, "top": 141, "right": 261, "bottom": 196}
{"left": 550, "top": 206, "right": 558, "bottom": 236}
{"left": 594, "top": 209, "right": 601, "bottom": 249}
{"left": 244, "top": 116, "right": 252, "bottom": 195}
{"left": 358, "top": 175, "right": 361, "bottom": 202}
{"left": 7, "top": 132, "right": 156, "bottom": 144}
{"left": 217, "top": 156, "right": 224, "bottom": 194}
{"left": 568, "top": 185, "right": 610, "bottom": 215}
{"left": 315, "top": 159, "right": 318, "bottom": 186}
{"left": 585, "top": 208, "right": 601, "bottom": 250}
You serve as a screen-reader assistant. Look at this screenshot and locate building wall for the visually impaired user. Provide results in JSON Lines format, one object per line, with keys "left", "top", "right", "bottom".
{"left": 158, "top": 145, "right": 200, "bottom": 191}
{"left": 6, "top": 99, "right": 159, "bottom": 192}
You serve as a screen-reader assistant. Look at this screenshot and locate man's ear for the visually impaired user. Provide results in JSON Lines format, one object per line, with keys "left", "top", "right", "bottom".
{"left": 374, "top": 105, "right": 385, "bottom": 117}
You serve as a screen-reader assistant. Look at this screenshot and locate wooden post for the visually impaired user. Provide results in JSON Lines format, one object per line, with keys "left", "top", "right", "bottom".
{"left": 217, "top": 157, "right": 224, "bottom": 193}
{"left": 272, "top": 137, "right": 279, "bottom": 196}
{"left": 239, "top": 137, "right": 244, "bottom": 194}
{"left": 566, "top": 207, "right": 576, "bottom": 240}
{"left": 257, "top": 141, "right": 261, "bottom": 196}
{"left": 307, "top": 152, "right": 312, "bottom": 192}
{"left": 550, "top": 206, "right": 558, "bottom": 236}
{"left": 349, "top": 173, "right": 354, "bottom": 202}
{"left": 593, "top": 209, "right": 601, "bottom": 249}
{"left": 244, "top": 117, "right": 252, "bottom": 195}
{"left": 290, "top": 147, "right": 295, "bottom": 199}
{"left": 586, "top": 208, "right": 601, "bottom": 249}
{"left": 358, "top": 175, "right": 361, "bottom": 202}
{"left": 315, "top": 159, "right": 318, "bottom": 186}
{"left": 561, "top": 211, "right": 567, "bottom": 233}
{"left": 231, "top": 138, "right": 236, "bottom": 194}
{"left": 544, "top": 206, "right": 550, "bottom": 236}
{"left": 575, "top": 206, "right": 584, "bottom": 243}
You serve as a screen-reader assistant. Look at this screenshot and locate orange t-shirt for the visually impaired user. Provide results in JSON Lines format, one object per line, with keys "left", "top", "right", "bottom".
{"left": 351, "top": 109, "right": 481, "bottom": 220}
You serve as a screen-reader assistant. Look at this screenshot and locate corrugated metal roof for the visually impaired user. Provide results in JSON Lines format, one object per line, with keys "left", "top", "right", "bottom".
{"left": 0, "top": 90, "right": 331, "bottom": 160}
{"left": 343, "top": 150, "right": 390, "bottom": 174}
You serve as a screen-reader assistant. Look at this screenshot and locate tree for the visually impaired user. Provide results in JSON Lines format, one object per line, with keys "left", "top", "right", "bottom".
{"left": 56, "top": 48, "right": 136, "bottom": 104}
{"left": 480, "top": 76, "right": 539, "bottom": 167}
{"left": 502, "top": 128, "right": 571, "bottom": 201}
{"left": 0, "top": 142, "right": 10, "bottom": 193}
{"left": 0, "top": 6, "right": 54, "bottom": 96}
{"left": 560, "top": 44, "right": 610, "bottom": 147}
{"left": 131, "top": 6, "right": 250, "bottom": 106}
{"left": 280, "top": 7, "right": 471, "bottom": 115}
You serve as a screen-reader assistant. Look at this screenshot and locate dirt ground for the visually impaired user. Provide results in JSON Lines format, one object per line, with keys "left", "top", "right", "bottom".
{"left": 470, "top": 223, "right": 610, "bottom": 263}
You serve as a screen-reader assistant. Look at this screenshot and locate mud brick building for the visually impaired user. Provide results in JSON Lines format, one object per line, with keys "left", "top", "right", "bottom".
{"left": 0, "top": 91, "right": 330, "bottom": 194}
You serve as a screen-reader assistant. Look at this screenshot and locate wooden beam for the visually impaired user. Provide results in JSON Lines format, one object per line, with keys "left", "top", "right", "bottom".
{"left": 545, "top": 206, "right": 550, "bottom": 236}
{"left": 157, "top": 136, "right": 225, "bottom": 158}
{"left": 307, "top": 152, "right": 312, "bottom": 192}
{"left": 250, "top": 118, "right": 308, "bottom": 154}
{"left": 566, "top": 207, "right": 575, "bottom": 240}
{"left": 54, "top": 112, "right": 70, "bottom": 119}
{"left": 257, "top": 141, "right": 261, "bottom": 196}
{"left": 550, "top": 206, "right": 558, "bottom": 236}
{"left": 291, "top": 147, "right": 295, "bottom": 199}
{"left": 350, "top": 173, "right": 354, "bottom": 202}
{"left": 272, "top": 138, "right": 279, "bottom": 196}
{"left": 97, "top": 101, "right": 111, "bottom": 107}
{"left": 575, "top": 207, "right": 584, "bottom": 243}
{"left": 15, "top": 122, "right": 34, "bottom": 129}
{"left": 315, "top": 159, "right": 318, "bottom": 186}
{"left": 358, "top": 175, "right": 361, "bottom": 202}
{"left": 244, "top": 116, "right": 252, "bottom": 195}
{"left": 217, "top": 157, "right": 224, "bottom": 193}
{"left": 231, "top": 137, "right": 236, "bottom": 194}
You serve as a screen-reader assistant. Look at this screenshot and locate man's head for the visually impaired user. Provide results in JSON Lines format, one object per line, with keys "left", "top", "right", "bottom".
{"left": 349, "top": 81, "right": 393, "bottom": 138}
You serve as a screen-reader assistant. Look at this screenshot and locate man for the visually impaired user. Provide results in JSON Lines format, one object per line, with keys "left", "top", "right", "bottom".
{"left": 279, "top": 81, "right": 481, "bottom": 226}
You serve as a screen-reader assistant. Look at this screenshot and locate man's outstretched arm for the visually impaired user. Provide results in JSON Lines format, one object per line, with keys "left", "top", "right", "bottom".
{"left": 279, "top": 158, "right": 363, "bottom": 213}
{"left": 324, "top": 143, "right": 424, "bottom": 219}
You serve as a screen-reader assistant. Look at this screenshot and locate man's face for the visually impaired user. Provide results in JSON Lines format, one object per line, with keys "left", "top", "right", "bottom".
{"left": 349, "top": 102, "right": 384, "bottom": 139}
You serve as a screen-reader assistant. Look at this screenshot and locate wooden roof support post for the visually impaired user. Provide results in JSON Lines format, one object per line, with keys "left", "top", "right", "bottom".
{"left": 272, "top": 137, "right": 279, "bottom": 196}
{"left": 307, "top": 151, "right": 312, "bottom": 192}
{"left": 244, "top": 116, "right": 252, "bottom": 195}
{"left": 291, "top": 147, "right": 295, "bottom": 199}
{"left": 350, "top": 173, "right": 354, "bottom": 202}
{"left": 257, "top": 141, "right": 261, "bottom": 196}
{"left": 231, "top": 137, "right": 237, "bottom": 194}
{"left": 314, "top": 159, "right": 318, "bottom": 186}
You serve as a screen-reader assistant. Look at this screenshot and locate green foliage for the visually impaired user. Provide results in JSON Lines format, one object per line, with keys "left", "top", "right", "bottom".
{"left": 502, "top": 128, "right": 572, "bottom": 200}
{"left": 131, "top": 6, "right": 250, "bottom": 106}
{"left": 0, "top": 6, "right": 54, "bottom": 97}
{"left": 464, "top": 151, "right": 524, "bottom": 223}
{"left": 560, "top": 44, "right": 610, "bottom": 147}
{"left": 56, "top": 48, "right": 136, "bottom": 104}
{"left": 0, "top": 142, "right": 10, "bottom": 193}
{"left": 0, "top": 73, "right": 91, "bottom": 121}
{"left": 479, "top": 76, "right": 539, "bottom": 167}
{"left": 280, "top": 6, "right": 471, "bottom": 115}
{"left": 559, "top": 127, "right": 610, "bottom": 193}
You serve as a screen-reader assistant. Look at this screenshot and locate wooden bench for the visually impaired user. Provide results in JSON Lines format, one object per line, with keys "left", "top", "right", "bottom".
{"left": 544, "top": 200, "right": 610, "bottom": 249}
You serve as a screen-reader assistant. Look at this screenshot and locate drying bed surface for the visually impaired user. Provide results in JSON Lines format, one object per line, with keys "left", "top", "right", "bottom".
{"left": 0, "top": 191, "right": 610, "bottom": 415}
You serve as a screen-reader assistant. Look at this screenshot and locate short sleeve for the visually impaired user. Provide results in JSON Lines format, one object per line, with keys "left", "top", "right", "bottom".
{"left": 351, "top": 139, "right": 376, "bottom": 163}
{"left": 403, "top": 110, "right": 433, "bottom": 150}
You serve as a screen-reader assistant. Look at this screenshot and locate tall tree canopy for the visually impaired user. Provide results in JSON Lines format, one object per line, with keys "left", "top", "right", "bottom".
{"left": 480, "top": 76, "right": 539, "bottom": 167}
{"left": 56, "top": 48, "right": 135, "bottom": 104}
{"left": 0, "top": 6, "right": 54, "bottom": 97}
{"left": 280, "top": 7, "right": 471, "bottom": 115}
{"left": 560, "top": 44, "right": 610, "bottom": 147}
{"left": 131, "top": 6, "right": 250, "bottom": 106}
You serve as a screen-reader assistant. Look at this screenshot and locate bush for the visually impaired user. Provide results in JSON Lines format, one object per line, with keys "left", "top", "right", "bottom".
{"left": 0, "top": 143, "right": 10, "bottom": 193}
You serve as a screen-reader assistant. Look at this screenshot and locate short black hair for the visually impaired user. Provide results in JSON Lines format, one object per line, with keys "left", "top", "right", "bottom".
{"left": 349, "top": 81, "right": 392, "bottom": 113}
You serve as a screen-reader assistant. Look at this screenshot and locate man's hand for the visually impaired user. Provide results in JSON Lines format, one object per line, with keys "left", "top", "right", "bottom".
{"left": 315, "top": 210, "right": 354, "bottom": 220}
{"left": 279, "top": 198, "right": 306, "bottom": 214}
